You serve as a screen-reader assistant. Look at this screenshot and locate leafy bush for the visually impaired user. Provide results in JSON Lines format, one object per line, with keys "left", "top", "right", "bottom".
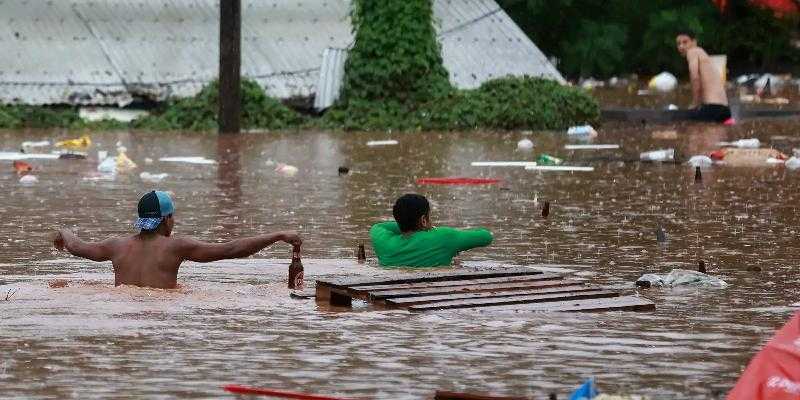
{"left": 133, "top": 79, "right": 304, "bottom": 131}
{"left": 321, "top": 76, "right": 599, "bottom": 131}
{"left": 0, "top": 105, "right": 125, "bottom": 130}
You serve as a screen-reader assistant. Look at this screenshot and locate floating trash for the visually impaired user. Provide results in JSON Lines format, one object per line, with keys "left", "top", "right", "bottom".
{"left": 536, "top": 154, "right": 563, "bottom": 166}
{"left": 55, "top": 135, "right": 91, "bottom": 151}
{"left": 636, "top": 269, "right": 728, "bottom": 288}
{"left": 97, "top": 156, "right": 117, "bottom": 174}
{"left": 78, "top": 107, "right": 148, "bottom": 123}
{"left": 140, "top": 172, "right": 168, "bottom": 183}
{"left": 687, "top": 155, "right": 713, "bottom": 168}
{"left": 525, "top": 165, "right": 594, "bottom": 172}
{"left": 648, "top": 71, "right": 678, "bottom": 93}
{"left": 337, "top": 166, "right": 350, "bottom": 175}
{"left": 564, "top": 144, "right": 620, "bottom": 150}
{"left": 20, "top": 140, "right": 50, "bottom": 151}
{"left": 567, "top": 125, "right": 598, "bottom": 137}
{"left": 19, "top": 175, "right": 38, "bottom": 184}
{"left": 640, "top": 148, "right": 675, "bottom": 162}
{"left": 785, "top": 157, "right": 800, "bottom": 170}
{"left": 471, "top": 161, "right": 538, "bottom": 167}
{"left": 0, "top": 151, "right": 59, "bottom": 161}
{"left": 12, "top": 160, "right": 33, "bottom": 173}
{"left": 517, "top": 139, "right": 534, "bottom": 151}
{"left": 416, "top": 177, "right": 501, "bottom": 185}
{"left": 717, "top": 138, "right": 761, "bottom": 148}
{"left": 366, "top": 140, "right": 398, "bottom": 146}
{"left": 115, "top": 147, "right": 137, "bottom": 173}
{"left": 158, "top": 156, "right": 216, "bottom": 165}
{"left": 275, "top": 163, "right": 298, "bottom": 177}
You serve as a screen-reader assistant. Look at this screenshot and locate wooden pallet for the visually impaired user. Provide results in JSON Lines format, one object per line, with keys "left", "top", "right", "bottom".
{"left": 315, "top": 268, "right": 654, "bottom": 312}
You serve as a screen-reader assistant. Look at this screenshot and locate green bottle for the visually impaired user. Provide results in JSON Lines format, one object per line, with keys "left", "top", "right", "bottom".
{"left": 536, "top": 154, "right": 563, "bottom": 166}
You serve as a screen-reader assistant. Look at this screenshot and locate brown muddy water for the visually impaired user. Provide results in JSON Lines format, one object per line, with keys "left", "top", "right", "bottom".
{"left": 1, "top": 121, "right": 800, "bottom": 399}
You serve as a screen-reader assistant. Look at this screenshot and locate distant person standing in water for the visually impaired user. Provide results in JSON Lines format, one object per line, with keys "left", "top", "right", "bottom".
{"left": 52, "top": 190, "right": 302, "bottom": 289}
{"left": 676, "top": 29, "right": 731, "bottom": 122}
{"left": 370, "top": 194, "right": 493, "bottom": 267}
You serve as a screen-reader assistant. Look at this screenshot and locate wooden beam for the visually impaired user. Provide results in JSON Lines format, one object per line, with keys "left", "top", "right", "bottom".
{"left": 317, "top": 267, "right": 545, "bottom": 289}
{"left": 383, "top": 283, "right": 591, "bottom": 307}
{"left": 456, "top": 295, "right": 655, "bottom": 313}
{"left": 352, "top": 274, "right": 564, "bottom": 292}
{"left": 407, "top": 290, "right": 619, "bottom": 312}
{"left": 218, "top": 0, "right": 241, "bottom": 134}
{"left": 366, "top": 275, "right": 565, "bottom": 300}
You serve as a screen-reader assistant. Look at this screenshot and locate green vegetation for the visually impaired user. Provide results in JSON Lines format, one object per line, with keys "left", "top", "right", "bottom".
{"left": 498, "top": 0, "right": 800, "bottom": 78}
{"left": 133, "top": 79, "right": 305, "bottom": 131}
{"left": 0, "top": 104, "right": 125, "bottom": 130}
{"left": 323, "top": 0, "right": 597, "bottom": 131}
{"left": 1, "top": 0, "right": 604, "bottom": 132}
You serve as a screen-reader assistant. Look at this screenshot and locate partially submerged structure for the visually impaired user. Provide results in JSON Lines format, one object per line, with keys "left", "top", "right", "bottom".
{"left": 0, "top": 0, "right": 563, "bottom": 108}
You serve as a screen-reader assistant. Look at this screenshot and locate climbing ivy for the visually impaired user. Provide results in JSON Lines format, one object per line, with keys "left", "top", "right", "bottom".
{"left": 338, "top": 0, "right": 452, "bottom": 105}
{"left": 321, "top": 0, "right": 599, "bottom": 131}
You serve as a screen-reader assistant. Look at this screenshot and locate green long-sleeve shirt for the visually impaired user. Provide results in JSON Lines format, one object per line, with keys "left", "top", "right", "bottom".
{"left": 369, "top": 221, "right": 493, "bottom": 268}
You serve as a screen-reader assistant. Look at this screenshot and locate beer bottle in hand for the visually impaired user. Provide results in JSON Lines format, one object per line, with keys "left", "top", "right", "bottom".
{"left": 288, "top": 244, "right": 304, "bottom": 289}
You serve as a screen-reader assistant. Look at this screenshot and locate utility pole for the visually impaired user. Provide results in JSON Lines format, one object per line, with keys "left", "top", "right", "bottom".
{"left": 218, "top": 0, "right": 241, "bottom": 134}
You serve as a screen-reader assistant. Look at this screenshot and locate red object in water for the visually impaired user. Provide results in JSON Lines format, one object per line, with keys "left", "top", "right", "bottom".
{"left": 223, "top": 384, "right": 358, "bottom": 400}
{"left": 416, "top": 177, "right": 501, "bottom": 185}
{"left": 723, "top": 117, "right": 736, "bottom": 126}
{"left": 709, "top": 149, "right": 727, "bottom": 161}
{"left": 12, "top": 160, "right": 33, "bottom": 173}
{"left": 749, "top": 0, "right": 799, "bottom": 15}
{"left": 727, "top": 312, "right": 800, "bottom": 400}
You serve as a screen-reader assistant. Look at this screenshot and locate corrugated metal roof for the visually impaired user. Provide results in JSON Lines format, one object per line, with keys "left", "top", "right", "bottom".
{"left": 313, "top": 48, "right": 348, "bottom": 111}
{"left": 0, "top": 0, "right": 563, "bottom": 106}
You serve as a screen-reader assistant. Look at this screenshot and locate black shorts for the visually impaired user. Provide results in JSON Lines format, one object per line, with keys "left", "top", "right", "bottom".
{"left": 690, "top": 104, "right": 731, "bottom": 123}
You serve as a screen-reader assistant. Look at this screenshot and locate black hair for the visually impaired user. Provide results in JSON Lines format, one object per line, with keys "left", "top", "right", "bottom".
{"left": 393, "top": 194, "right": 430, "bottom": 233}
{"left": 676, "top": 29, "right": 696, "bottom": 40}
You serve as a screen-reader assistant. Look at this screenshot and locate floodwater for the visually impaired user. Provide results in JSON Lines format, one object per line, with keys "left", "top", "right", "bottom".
{"left": 2, "top": 120, "right": 800, "bottom": 399}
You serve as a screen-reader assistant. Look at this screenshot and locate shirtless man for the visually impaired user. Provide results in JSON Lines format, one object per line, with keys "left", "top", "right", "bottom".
{"left": 52, "top": 190, "right": 302, "bottom": 289}
{"left": 676, "top": 30, "right": 731, "bottom": 122}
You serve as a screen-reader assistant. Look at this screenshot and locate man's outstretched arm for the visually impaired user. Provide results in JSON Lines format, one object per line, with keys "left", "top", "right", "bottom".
{"left": 53, "top": 229, "right": 117, "bottom": 262}
{"left": 177, "top": 231, "right": 302, "bottom": 263}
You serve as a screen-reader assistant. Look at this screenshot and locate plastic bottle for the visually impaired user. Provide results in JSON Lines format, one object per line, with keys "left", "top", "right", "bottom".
{"left": 517, "top": 139, "right": 534, "bottom": 151}
{"left": 729, "top": 138, "right": 761, "bottom": 148}
{"left": 567, "top": 125, "right": 598, "bottom": 137}
{"left": 785, "top": 157, "right": 800, "bottom": 170}
{"left": 288, "top": 245, "right": 304, "bottom": 289}
{"left": 640, "top": 148, "right": 675, "bottom": 162}
{"left": 536, "top": 154, "right": 563, "bottom": 165}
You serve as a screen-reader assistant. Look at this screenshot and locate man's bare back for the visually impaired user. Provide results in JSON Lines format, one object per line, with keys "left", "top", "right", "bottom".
{"left": 676, "top": 33, "right": 727, "bottom": 107}
{"left": 53, "top": 191, "right": 302, "bottom": 289}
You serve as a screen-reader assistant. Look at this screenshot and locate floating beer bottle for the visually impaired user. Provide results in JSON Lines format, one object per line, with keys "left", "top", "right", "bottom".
{"left": 288, "top": 244, "right": 304, "bottom": 289}
{"left": 357, "top": 242, "right": 366, "bottom": 264}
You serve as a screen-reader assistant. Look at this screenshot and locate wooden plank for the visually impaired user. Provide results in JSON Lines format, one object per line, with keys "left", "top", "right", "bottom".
{"left": 383, "top": 283, "right": 591, "bottom": 306}
{"left": 407, "top": 290, "right": 619, "bottom": 312}
{"left": 290, "top": 290, "right": 317, "bottom": 299}
{"left": 351, "top": 274, "right": 564, "bottom": 292}
{"left": 367, "top": 275, "right": 566, "bottom": 300}
{"left": 434, "top": 391, "right": 529, "bottom": 400}
{"left": 316, "top": 267, "right": 544, "bottom": 289}
{"left": 455, "top": 295, "right": 655, "bottom": 313}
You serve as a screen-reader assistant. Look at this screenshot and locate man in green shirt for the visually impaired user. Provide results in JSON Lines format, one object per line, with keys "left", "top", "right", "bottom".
{"left": 370, "top": 194, "right": 493, "bottom": 267}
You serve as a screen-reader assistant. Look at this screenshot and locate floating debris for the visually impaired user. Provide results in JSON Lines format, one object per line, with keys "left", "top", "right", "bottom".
{"left": 517, "top": 139, "right": 534, "bottom": 151}
{"left": 158, "top": 156, "right": 216, "bottom": 165}
{"left": 525, "top": 165, "right": 594, "bottom": 172}
{"left": 564, "top": 144, "right": 620, "bottom": 150}
{"left": 636, "top": 269, "right": 728, "bottom": 288}
{"left": 472, "top": 161, "right": 538, "bottom": 167}
{"left": 140, "top": 172, "right": 169, "bottom": 183}
{"left": 366, "top": 140, "right": 398, "bottom": 146}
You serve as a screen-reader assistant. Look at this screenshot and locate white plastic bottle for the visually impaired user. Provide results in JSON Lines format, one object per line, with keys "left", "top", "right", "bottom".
{"left": 640, "top": 148, "right": 675, "bottom": 162}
